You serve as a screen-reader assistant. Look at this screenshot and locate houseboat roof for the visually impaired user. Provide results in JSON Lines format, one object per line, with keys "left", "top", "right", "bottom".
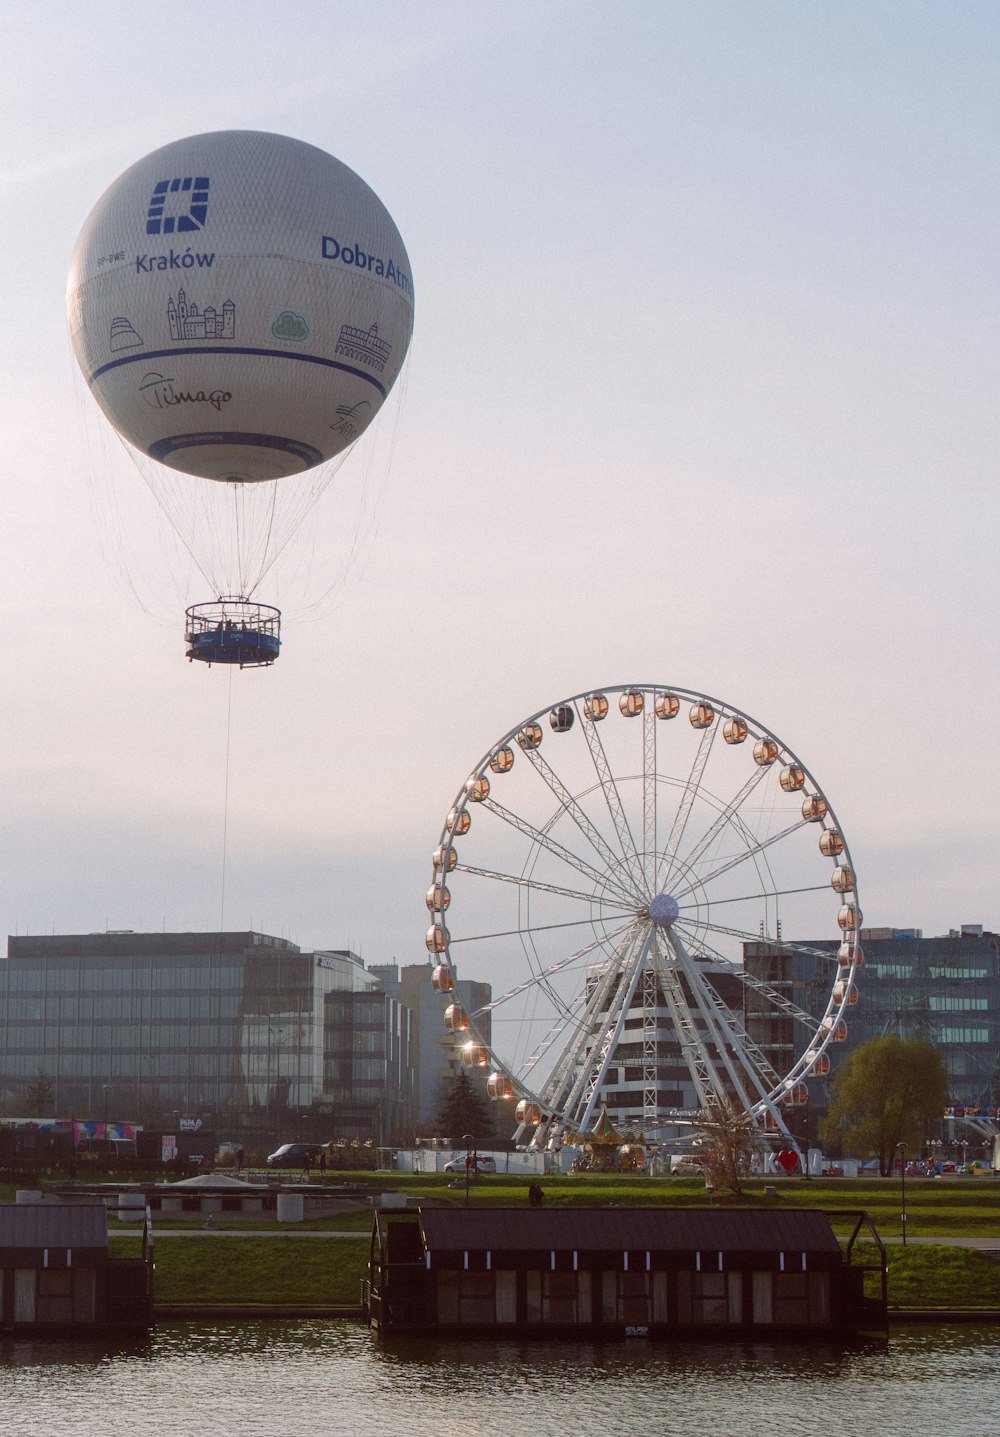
{"left": 416, "top": 1206, "right": 843, "bottom": 1254}
{"left": 0, "top": 1203, "right": 109, "bottom": 1249}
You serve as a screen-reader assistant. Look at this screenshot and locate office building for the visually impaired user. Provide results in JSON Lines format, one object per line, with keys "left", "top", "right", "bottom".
{"left": 744, "top": 924, "right": 1000, "bottom": 1110}
{"left": 0, "top": 931, "right": 412, "bottom": 1139}
{"left": 372, "top": 961, "right": 492, "bottom": 1128}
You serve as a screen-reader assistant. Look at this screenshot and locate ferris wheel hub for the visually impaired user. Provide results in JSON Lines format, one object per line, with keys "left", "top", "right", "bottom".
{"left": 648, "top": 893, "right": 680, "bottom": 927}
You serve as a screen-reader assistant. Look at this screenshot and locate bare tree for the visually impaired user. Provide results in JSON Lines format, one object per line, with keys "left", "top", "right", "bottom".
{"left": 693, "top": 1098, "right": 756, "bottom": 1195}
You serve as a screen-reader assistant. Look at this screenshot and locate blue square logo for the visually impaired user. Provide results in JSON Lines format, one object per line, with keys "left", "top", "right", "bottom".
{"left": 146, "top": 176, "right": 210, "bottom": 235}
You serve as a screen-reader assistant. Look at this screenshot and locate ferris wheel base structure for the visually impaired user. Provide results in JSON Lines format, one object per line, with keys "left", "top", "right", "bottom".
{"left": 184, "top": 597, "right": 281, "bottom": 669}
{"left": 426, "top": 682, "right": 863, "bottom": 1160}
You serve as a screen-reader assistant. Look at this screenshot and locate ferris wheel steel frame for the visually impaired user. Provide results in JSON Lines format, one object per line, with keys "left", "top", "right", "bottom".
{"left": 426, "top": 684, "right": 862, "bottom": 1156}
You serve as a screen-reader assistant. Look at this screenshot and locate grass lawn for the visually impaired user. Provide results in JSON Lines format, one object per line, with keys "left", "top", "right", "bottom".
{"left": 12, "top": 1170, "right": 1000, "bottom": 1237}
{"left": 876, "top": 1244, "right": 1000, "bottom": 1310}
{"left": 106, "top": 1231, "right": 1000, "bottom": 1313}
{"left": 342, "top": 1171, "right": 1000, "bottom": 1240}
{"left": 20, "top": 1170, "right": 1000, "bottom": 1310}
{"left": 110, "top": 1233, "right": 370, "bottom": 1307}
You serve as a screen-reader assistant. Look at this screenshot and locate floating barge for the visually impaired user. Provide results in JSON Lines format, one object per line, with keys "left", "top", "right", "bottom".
{"left": 368, "top": 1206, "right": 887, "bottom": 1340}
{"left": 0, "top": 1202, "right": 153, "bottom": 1334}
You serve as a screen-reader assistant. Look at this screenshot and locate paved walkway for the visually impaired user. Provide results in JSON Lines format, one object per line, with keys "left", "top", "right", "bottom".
{"left": 139, "top": 1228, "right": 1000, "bottom": 1250}
{"left": 882, "top": 1235, "right": 1000, "bottom": 1250}
{"left": 149, "top": 1228, "right": 366, "bottom": 1237}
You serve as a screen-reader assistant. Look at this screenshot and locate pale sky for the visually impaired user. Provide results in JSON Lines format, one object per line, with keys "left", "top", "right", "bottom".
{"left": 1, "top": 0, "right": 998, "bottom": 969}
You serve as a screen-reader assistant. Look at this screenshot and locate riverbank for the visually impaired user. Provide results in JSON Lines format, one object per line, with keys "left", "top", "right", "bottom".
{"left": 121, "top": 1229, "right": 1000, "bottom": 1316}
{"left": 22, "top": 1170, "right": 1000, "bottom": 1314}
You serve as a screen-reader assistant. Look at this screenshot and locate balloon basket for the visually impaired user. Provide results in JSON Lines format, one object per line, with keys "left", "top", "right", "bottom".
{"left": 184, "top": 598, "right": 281, "bottom": 669}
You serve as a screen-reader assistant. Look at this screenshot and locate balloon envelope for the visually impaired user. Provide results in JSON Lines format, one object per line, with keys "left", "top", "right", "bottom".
{"left": 67, "top": 130, "right": 414, "bottom": 484}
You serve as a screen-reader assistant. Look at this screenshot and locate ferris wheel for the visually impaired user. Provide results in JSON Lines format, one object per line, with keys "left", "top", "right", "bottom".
{"left": 426, "top": 684, "right": 862, "bottom": 1152}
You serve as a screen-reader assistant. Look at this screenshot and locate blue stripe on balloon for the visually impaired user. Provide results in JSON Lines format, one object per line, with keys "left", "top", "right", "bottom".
{"left": 89, "top": 346, "right": 389, "bottom": 400}
{"left": 148, "top": 432, "right": 325, "bottom": 466}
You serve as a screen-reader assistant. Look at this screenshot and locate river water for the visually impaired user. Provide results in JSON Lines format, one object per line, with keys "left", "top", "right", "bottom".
{"left": 0, "top": 1320, "right": 996, "bottom": 1437}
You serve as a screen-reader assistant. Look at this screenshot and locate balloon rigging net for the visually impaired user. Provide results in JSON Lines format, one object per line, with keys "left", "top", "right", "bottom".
{"left": 184, "top": 597, "right": 281, "bottom": 668}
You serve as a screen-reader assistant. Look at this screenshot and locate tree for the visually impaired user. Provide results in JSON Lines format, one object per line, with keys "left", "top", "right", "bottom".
{"left": 693, "top": 1097, "right": 757, "bottom": 1195}
{"left": 820, "top": 1034, "right": 948, "bottom": 1175}
{"left": 25, "top": 1067, "right": 54, "bottom": 1117}
{"left": 436, "top": 1069, "right": 493, "bottom": 1145}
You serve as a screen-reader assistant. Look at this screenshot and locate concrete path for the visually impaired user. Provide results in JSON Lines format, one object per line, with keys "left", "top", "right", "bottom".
{"left": 139, "top": 1228, "right": 1000, "bottom": 1249}
{"left": 147, "top": 1228, "right": 366, "bottom": 1237}
{"left": 881, "top": 1235, "right": 1000, "bottom": 1250}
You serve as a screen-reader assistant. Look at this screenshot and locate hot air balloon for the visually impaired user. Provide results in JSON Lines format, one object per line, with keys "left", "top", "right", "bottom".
{"left": 67, "top": 130, "right": 414, "bottom": 666}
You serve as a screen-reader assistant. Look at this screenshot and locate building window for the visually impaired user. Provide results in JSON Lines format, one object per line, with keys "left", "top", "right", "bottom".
{"left": 929, "top": 995, "right": 988, "bottom": 1011}
{"left": 936, "top": 1026, "right": 990, "bottom": 1044}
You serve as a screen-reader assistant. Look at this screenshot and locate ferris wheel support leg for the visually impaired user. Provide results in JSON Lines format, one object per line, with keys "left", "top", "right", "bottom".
{"left": 535, "top": 924, "right": 645, "bottom": 1145}
{"left": 574, "top": 928, "right": 655, "bottom": 1136}
{"left": 662, "top": 928, "right": 777, "bottom": 1120}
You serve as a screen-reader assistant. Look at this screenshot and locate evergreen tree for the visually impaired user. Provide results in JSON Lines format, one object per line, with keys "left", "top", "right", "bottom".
{"left": 25, "top": 1067, "right": 54, "bottom": 1117}
{"left": 436, "top": 1069, "right": 493, "bottom": 1145}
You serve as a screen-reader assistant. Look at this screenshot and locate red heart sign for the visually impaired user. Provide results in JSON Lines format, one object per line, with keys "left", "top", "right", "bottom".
{"left": 777, "top": 1149, "right": 799, "bottom": 1175}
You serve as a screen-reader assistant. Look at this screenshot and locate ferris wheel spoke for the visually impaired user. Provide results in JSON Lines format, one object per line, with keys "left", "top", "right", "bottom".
{"left": 449, "top": 913, "right": 625, "bottom": 948}
{"left": 670, "top": 817, "right": 807, "bottom": 900}
{"left": 678, "top": 917, "right": 842, "bottom": 967}
{"left": 456, "top": 862, "right": 635, "bottom": 913}
{"left": 517, "top": 992, "right": 588, "bottom": 1085}
{"left": 667, "top": 931, "right": 783, "bottom": 1113}
{"left": 540, "top": 927, "right": 649, "bottom": 1139}
{"left": 473, "top": 919, "right": 636, "bottom": 1023}
{"left": 535, "top": 927, "right": 642, "bottom": 1108}
{"left": 480, "top": 796, "right": 637, "bottom": 905}
{"left": 572, "top": 932, "right": 653, "bottom": 1135}
{"left": 513, "top": 922, "right": 644, "bottom": 1091}
{"left": 530, "top": 925, "right": 642, "bottom": 1113}
{"left": 643, "top": 704, "right": 657, "bottom": 894}
{"left": 703, "top": 975, "right": 785, "bottom": 1090}
{"left": 736, "top": 967, "right": 822, "bottom": 1032}
{"left": 650, "top": 940, "right": 725, "bottom": 1110}
{"left": 517, "top": 911, "right": 638, "bottom": 1006}
{"left": 674, "top": 914, "right": 808, "bottom": 954}
{"left": 576, "top": 700, "right": 644, "bottom": 885}
{"left": 668, "top": 765, "right": 773, "bottom": 895}
{"left": 657, "top": 722, "right": 719, "bottom": 893}
{"left": 677, "top": 881, "right": 832, "bottom": 914}
{"left": 521, "top": 747, "right": 642, "bottom": 896}
{"left": 689, "top": 931, "right": 821, "bottom": 1032}
{"left": 770, "top": 935, "right": 845, "bottom": 965}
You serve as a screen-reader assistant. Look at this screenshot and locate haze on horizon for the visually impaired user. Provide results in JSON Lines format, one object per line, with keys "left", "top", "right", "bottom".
{"left": 1, "top": 1, "right": 997, "bottom": 976}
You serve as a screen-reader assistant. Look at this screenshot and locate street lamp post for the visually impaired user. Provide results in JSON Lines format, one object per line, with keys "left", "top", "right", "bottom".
{"left": 802, "top": 1109, "right": 811, "bottom": 1182}
{"left": 897, "top": 1141, "right": 907, "bottom": 1246}
{"left": 463, "top": 1132, "right": 475, "bottom": 1208}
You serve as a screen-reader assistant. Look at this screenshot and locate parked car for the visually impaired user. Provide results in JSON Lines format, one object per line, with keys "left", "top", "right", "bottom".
{"left": 669, "top": 1157, "right": 704, "bottom": 1176}
{"left": 266, "top": 1142, "right": 324, "bottom": 1169}
{"left": 444, "top": 1154, "right": 497, "bottom": 1174}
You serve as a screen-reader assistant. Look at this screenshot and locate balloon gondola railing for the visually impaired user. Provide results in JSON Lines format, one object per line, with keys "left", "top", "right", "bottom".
{"left": 184, "top": 598, "right": 281, "bottom": 669}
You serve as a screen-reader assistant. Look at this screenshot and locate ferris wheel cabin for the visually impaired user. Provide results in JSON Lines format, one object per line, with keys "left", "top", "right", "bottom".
{"left": 184, "top": 598, "right": 281, "bottom": 669}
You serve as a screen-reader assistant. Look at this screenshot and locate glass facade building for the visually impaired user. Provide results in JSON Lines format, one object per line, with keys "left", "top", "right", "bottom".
{"left": 321, "top": 985, "right": 411, "bottom": 1142}
{"left": 744, "top": 924, "right": 1000, "bottom": 1111}
{"left": 0, "top": 932, "right": 412, "bottom": 1137}
{"left": 378, "top": 962, "right": 492, "bottom": 1129}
